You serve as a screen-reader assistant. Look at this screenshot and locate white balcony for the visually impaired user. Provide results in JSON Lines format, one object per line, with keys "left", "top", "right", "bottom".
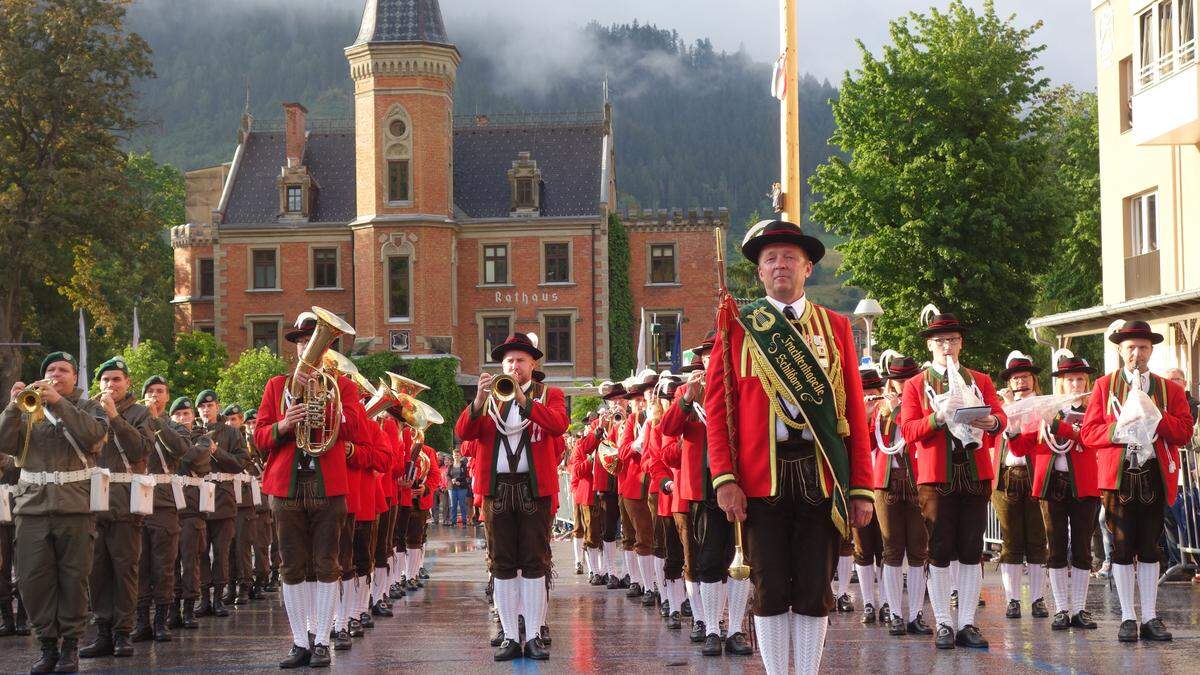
{"left": 1133, "top": 57, "right": 1200, "bottom": 145}
{"left": 1131, "top": 0, "right": 1200, "bottom": 145}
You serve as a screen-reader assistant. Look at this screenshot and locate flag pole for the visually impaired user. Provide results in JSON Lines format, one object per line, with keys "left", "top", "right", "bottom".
{"left": 778, "top": 0, "right": 802, "bottom": 223}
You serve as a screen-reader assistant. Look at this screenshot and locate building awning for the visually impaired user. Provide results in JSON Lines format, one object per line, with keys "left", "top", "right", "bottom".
{"left": 1027, "top": 288, "right": 1200, "bottom": 338}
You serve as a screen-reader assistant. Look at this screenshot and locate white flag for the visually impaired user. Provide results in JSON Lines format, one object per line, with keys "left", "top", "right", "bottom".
{"left": 78, "top": 309, "right": 89, "bottom": 397}
{"left": 635, "top": 307, "right": 648, "bottom": 373}
{"left": 132, "top": 304, "right": 140, "bottom": 349}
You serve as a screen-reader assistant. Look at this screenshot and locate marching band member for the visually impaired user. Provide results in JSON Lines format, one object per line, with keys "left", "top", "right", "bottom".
{"left": 455, "top": 332, "right": 568, "bottom": 661}
{"left": 570, "top": 413, "right": 599, "bottom": 575}
{"left": 706, "top": 221, "right": 874, "bottom": 674}
{"left": 223, "top": 403, "right": 259, "bottom": 607}
{"left": 167, "top": 396, "right": 213, "bottom": 632}
{"left": 643, "top": 376, "right": 685, "bottom": 628}
{"left": 243, "top": 408, "right": 275, "bottom": 597}
{"left": 900, "top": 308, "right": 1004, "bottom": 650}
{"left": 619, "top": 371, "right": 658, "bottom": 602}
{"left": 1, "top": 352, "right": 108, "bottom": 674}
{"left": 853, "top": 364, "right": 887, "bottom": 624}
{"left": 593, "top": 381, "right": 628, "bottom": 587}
{"left": 1080, "top": 320, "right": 1194, "bottom": 642}
{"left": 994, "top": 352, "right": 1049, "bottom": 620}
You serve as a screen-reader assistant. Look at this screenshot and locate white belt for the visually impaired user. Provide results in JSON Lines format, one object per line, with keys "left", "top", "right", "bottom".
{"left": 206, "top": 473, "right": 241, "bottom": 482}
{"left": 19, "top": 468, "right": 94, "bottom": 486}
{"left": 177, "top": 476, "right": 208, "bottom": 487}
{"left": 110, "top": 472, "right": 146, "bottom": 484}
{"left": 154, "top": 475, "right": 175, "bottom": 485}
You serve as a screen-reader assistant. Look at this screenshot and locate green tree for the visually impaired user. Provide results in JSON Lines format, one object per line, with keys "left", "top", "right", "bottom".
{"left": 570, "top": 395, "right": 603, "bottom": 430}
{"left": 217, "top": 347, "right": 288, "bottom": 410}
{"left": 88, "top": 338, "right": 174, "bottom": 398}
{"left": 352, "top": 354, "right": 464, "bottom": 452}
{"left": 0, "top": 0, "right": 154, "bottom": 400}
{"left": 809, "top": 0, "right": 1058, "bottom": 372}
{"left": 608, "top": 213, "right": 635, "bottom": 378}
{"left": 170, "top": 332, "right": 228, "bottom": 399}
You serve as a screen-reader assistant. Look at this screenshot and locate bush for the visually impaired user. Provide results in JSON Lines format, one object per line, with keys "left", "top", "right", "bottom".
{"left": 170, "top": 331, "right": 228, "bottom": 400}
{"left": 570, "top": 395, "right": 602, "bottom": 431}
{"left": 88, "top": 339, "right": 173, "bottom": 397}
{"left": 351, "top": 354, "right": 464, "bottom": 452}
{"left": 217, "top": 347, "right": 288, "bottom": 410}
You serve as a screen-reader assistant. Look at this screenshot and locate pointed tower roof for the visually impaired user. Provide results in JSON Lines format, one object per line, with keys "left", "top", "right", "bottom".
{"left": 352, "top": 0, "right": 451, "bottom": 47}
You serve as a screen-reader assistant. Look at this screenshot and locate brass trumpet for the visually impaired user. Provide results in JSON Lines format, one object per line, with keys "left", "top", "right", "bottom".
{"left": 16, "top": 386, "right": 42, "bottom": 417}
{"left": 490, "top": 374, "right": 517, "bottom": 402}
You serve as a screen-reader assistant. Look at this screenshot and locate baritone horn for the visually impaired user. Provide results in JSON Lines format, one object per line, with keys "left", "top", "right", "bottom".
{"left": 290, "top": 307, "right": 356, "bottom": 457}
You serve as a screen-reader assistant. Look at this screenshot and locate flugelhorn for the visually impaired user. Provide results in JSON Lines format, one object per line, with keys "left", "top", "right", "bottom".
{"left": 13, "top": 380, "right": 50, "bottom": 469}
{"left": 490, "top": 374, "right": 517, "bottom": 402}
{"left": 290, "top": 306, "right": 356, "bottom": 457}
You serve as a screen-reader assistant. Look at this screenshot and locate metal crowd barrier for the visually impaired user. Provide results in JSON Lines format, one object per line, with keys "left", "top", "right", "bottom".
{"left": 984, "top": 501, "right": 1003, "bottom": 550}
{"left": 1164, "top": 446, "right": 1200, "bottom": 580}
{"left": 554, "top": 471, "right": 575, "bottom": 534}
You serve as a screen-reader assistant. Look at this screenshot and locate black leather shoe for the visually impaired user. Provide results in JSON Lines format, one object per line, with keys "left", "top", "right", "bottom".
{"left": 642, "top": 589, "right": 658, "bottom": 607}
{"left": 590, "top": 573, "right": 608, "bottom": 586}
{"left": 907, "top": 612, "right": 934, "bottom": 635}
{"left": 489, "top": 626, "right": 505, "bottom": 647}
{"left": 264, "top": 572, "right": 280, "bottom": 592}
{"left": 862, "top": 603, "right": 876, "bottom": 624}
{"left": 182, "top": 600, "right": 199, "bottom": 629}
{"left": 418, "top": 567, "right": 430, "bottom": 580}
{"left": 575, "top": 562, "right": 584, "bottom": 575}
{"left": 690, "top": 620, "right": 706, "bottom": 643}
{"left": 79, "top": 626, "right": 114, "bottom": 658}
{"left": 56, "top": 638, "right": 79, "bottom": 673}
{"left": 1052, "top": 610, "right": 1070, "bottom": 630}
{"left": 493, "top": 638, "right": 521, "bottom": 661}
{"left": 212, "top": 595, "right": 229, "bottom": 618}
{"left": 878, "top": 602, "right": 892, "bottom": 625}
{"left": 235, "top": 584, "right": 251, "bottom": 606}
{"left": 701, "top": 633, "right": 723, "bottom": 656}
{"left": 197, "top": 589, "right": 215, "bottom": 617}
{"left": 348, "top": 618, "right": 363, "bottom": 638}
{"left": 279, "top": 645, "right": 312, "bottom": 669}
{"left": 681, "top": 599, "right": 692, "bottom": 618}
{"left": 389, "top": 582, "right": 404, "bottom": 599}
{"left": 1140, "top": 617, "right": 1172, "bottom": 641}
{"left": 935, "top": 623, "right": 956, "bottom": 649}
{"left": 371, "top": 600, "right": 393, "bottom": 617}
{"left": 540, "top": 625, "right": 551, "bottom": 646}
{"left": 153, "top": 605, "right": 173, "bottom": 642}
{"left": 666, "top": 611, "right": 681, "bottom": 629}
{"left": 166, "top": 600, "right": 183, "bottom": 630}
{"left": 836, "top": 593, "right": 854, "bottom": 612}
{"left": 725, "top": 632, "right": 753, "bottom": 655}
{"left": 523, "top": 635, "right": 550, "bottom": 660}
{"left": 131, "top": 606, "right": 152, "bottom": 643}
{"left": 955, "top": 625, "right": 989, "bottom": 649}
{"left": 332, "top": 630, "right": 352, "bottom": 651}
{"left": 949, "top": 590, "right": 959, "bottom": 608}
{"left": 309, "top": 644, "right": 331, "bottom": 668}
{"left": 360, "top": 611, "right": 374, "bottom": 629}
{"left": 626, "top": 582, "right": 643, "bottom": 598}
{"left": 112, "top": 632, "right": 134, "bottom": 657}
{"left": 889, "top": 614, "right": 907, "bottom": 636}
{"left": 1071, "top": 610, "right": 1097, "bottom": 629}
{"left": 1031, "top": 597, "right": 1049, "bottom": 618}
{"left": 1118, "top": 619, "right": 1139, "bottom": 642}
{"left": 31, "top": 638, "right": 58, "bottom": 674}
{"left": 14, "top": 596, "right": 30, "bottom": 636}
{"left": 660, "top": 599, "right": 671, "bottom": 618}
{"left": 619, "top": 574, "right": 631, "bottom": 589}
{"left": 221, "top": 583, "right": 235, "bottom": 605}
{"left": 249, "top": 582, "right": 265, "bottom": 601}
{"left": 606, "top": 573, "right": 621, "bottom": 589}
{"left": 1006, "top": 599, "right": 1021, "bottom": 618}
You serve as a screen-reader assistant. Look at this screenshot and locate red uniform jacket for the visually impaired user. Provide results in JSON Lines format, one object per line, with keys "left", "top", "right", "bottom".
{"left": 350, "top": 420, "right": 391, "bottom": 521}
{"left": 256, "top": 374, "right": 375, "bottom": 499}
{"left": 454, "top": 382, "right": 569, "bottom": 499}
{"left": 644, "top": 423, "right": 682, "bottom": 516}
{"left": 394, "top": 424, "right": 414, "bottom": 508}
{"left": 705, "top": 301, "right": 873, "bottom": 500}
{"left": 591, "top": 419, "right": 620, "bottom": 493}
{"left": 460, "top": 440, "right": 485, "bottom": 508}
{"left": 416, "top": 445, "right": 441, "bottom": 511}
{"left": 900, "top": 366, "right": 1004, "bottom": 485}
{"left": 870, "top": 405, "right": 917, "bottom": 490}
{"left": 1008, "top": 407, "right": 1099, "bottom": 499}
{"left": 1080, "top": 371, "right": 1194, "bottom": 505}
{"left": 571, "top": 428, "right": 599, "bottom": 506}
{"left": 660, "top": 388, "right": 707, "bottom": 503}
{"left": 618, "top": 413, "right": 649, "bottom": 500}
{"left": 379, "top": 417, "right": 402, "bottom": 506}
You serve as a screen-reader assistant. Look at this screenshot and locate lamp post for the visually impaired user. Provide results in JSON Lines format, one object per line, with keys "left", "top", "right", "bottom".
{"left": 853, "top": 297, "right": 884, "bottom": 360}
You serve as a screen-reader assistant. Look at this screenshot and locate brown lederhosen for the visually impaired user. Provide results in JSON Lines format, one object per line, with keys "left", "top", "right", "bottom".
{"left": 485, "top": 473, "right": 553, "bottom": 579}
{"left": 406, "top": 508, "right": 431, "bottom": 550}
{"left": 375, "top": 505, "right": 397, "bottom": 568}
{"left": 876, "top": 470, "right": 927, "bottom": 567}
{"left": 1040, "top": 470, "right": 1099, "bottom": 570}
{"left": 650, "top": 493, "right": 667, "bottom": 559}
{"left": 620, "top": 496, "right": 654, "bottom": 557}
{"left": 573, "top": 502, "right": 589, "bottom": 540}
{"left": 353, "top": 518, "right": 377, "bottom": 577}
{"left": 394, "top": 505, "right": 411, "bottom": 554}
{"left": 585, "top": 499, "right": 604, "bottom": 549}
{"left": 1103, "top": 458, "right": 1166, "bottom": 564}
{"left": 673, "top": 511, "right": 693, "bottom": 581}
{"left": 992, "top": 464, "right": 1047, "bottom": 564}
{"left": 338, "top": 514, "right": 355, "bottom": 581}
{"left": 270, "top": 473, "right": 347, "bottom": 585}
{"left": 918, "top": 443, "right": 991, "bottom": 567}
{"left": 745, "top": 438, "right": 838, "bottom": 618}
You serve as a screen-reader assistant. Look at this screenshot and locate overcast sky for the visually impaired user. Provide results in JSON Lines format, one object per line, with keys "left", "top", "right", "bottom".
{"left": 439, "top": 0, "right": 1097, "bottom": 89}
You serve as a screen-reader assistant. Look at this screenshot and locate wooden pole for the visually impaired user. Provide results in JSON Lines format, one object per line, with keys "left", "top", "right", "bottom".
{"left": 779, "top": 0, "right": 802, "bottom": 223}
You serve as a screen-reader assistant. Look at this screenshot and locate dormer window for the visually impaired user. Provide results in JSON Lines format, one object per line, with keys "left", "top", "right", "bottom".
{"left": 286, "top": 185, "right": 303, "bottom": 213}
{"left": 507, "top": 151, "right": 542, "bottom": 216}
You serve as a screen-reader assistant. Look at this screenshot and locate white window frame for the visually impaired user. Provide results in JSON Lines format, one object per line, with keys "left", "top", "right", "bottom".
{"left": 1135, "top": 0, "right": 1197, "bottom": 90}
{"left": 1129, "top": 191, "right": 1159, "bottom": 256}
{"left": 481, "top": 242, "right": 511, "bottom": 286}
{"left": 479, "top": 312, "right": 514, "bottom": 365}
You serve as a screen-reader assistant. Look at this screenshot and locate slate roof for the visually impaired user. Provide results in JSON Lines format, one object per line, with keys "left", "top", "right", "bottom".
{"left": 221, "top": 118, "right": 606, "bottom": 226}
{"left": 352, "top": 0, "right": 450, "bottom": 47}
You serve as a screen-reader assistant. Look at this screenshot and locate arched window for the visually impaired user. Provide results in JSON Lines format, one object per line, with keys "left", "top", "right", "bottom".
{"left": 384, "top": 104, "right": 412, "bottom": 203}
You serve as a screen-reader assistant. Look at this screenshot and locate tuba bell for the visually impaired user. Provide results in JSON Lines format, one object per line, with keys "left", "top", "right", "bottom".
{"left": 490, "top": 374, "right": 517, "bottom": 402}
{"left": 289, "top": 306, "right": 356, "bottom": 458}
{"left": 598, "top": 441, "right": 620, "bottom": 475}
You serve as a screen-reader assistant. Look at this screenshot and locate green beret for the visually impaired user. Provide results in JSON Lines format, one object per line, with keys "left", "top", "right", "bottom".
{"left": 94, "top": 356, "right": 129, "bottom": 380}
{"left": 40, "top": 351, "right": 78, "bottom": 376}
{"left": 169, "top": 397, "right": 193, "bottom": 414}
{"left": 222, "top": 404, "right": 242, "bottom": 417}
{"left": 194, "top": 389, "right": 218, "bottom": 406}
{"left": 244, "top": 408, "right": 257, "bottom": 421}
{"left": 141, "top": 375, "right": 167, "bottom": 397}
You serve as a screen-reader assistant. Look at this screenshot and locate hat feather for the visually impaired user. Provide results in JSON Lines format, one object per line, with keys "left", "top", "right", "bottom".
{"left": 919, "top": 304, "right": 940, "bottom": 326}
{"left": 1005, "top": 350, "right": 1030, "bottom": 369}
{"left": 1051, "top": 348, "right": 1074, "bottom": 367}
{"left": 878, "top": 349, "right": 903, "bottom": 373}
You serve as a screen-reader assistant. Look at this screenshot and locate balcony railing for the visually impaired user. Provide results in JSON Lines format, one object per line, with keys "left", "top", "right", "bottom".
{"left": 1140, "top": 38, "right": 1197, "bottom": 88}
{"left": 1125, "top": 249, "right": 1161, "bottom": 300}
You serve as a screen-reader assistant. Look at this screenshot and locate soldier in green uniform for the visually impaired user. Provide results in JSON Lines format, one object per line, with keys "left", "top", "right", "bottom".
{"left": 244, "top": 409, "right": 274, "bottom": 596}
{"left": 168, "top": 397, "right": 213, "bottom": 630}
{"left": 0, "top": 439, "right": 27, "bottom": 638}
{"left": 1, "top": 352, "right": 108, "bottom": 673}
{"left": 79, "top": 358, "right": 154, "bottom": 660}
{"left": 224, "top": 403, "right": 259, "bottom": 605}
{"left": 194, "top": 390, "right": 249, "bottom": 618}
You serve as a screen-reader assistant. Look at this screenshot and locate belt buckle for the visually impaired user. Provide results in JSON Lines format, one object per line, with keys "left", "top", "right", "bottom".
{"left": 52, "top": 471, "right": 64, "bottom": 485}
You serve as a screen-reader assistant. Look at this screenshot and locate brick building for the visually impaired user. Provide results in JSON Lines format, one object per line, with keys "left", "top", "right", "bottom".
{"left": 171, "top": 0, "right": 726, "bottom": 385}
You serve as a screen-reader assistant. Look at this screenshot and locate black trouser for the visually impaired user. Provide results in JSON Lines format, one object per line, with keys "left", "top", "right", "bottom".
{"left": 662, "top": 514, "right": 685, "bottom": 580}
{"left": 918, "top": 458, "right": 991, "bottom": 567}
{"left": 1103, "top": 459, "right": 1166, "bottom": 565}
{"left": 1040, "top": 471, "right": 1100, "bottom": 570}
{"left": 689, "top": 499, "right": 733, "bottom": 583}
{"left": 0, "top": 524, "right": 13, "bottom": 607}
{"left": 598, "top": 490, "right": 620, "bottom": 543}
{"left": 745, "top": 444, "right": 837, "bottom": 618}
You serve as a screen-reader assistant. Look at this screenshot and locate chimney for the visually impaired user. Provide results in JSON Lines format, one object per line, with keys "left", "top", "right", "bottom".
{"left": 283, "top": 102, "right": 308, "bottom": 167}
{"left": 474, "top": 114, "right": 490, "bottom": 127}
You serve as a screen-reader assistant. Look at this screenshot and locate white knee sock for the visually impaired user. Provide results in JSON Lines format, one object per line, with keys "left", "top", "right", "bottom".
{"left": 603, "top": 542, "right": 618, "bottom": 575}
{"left": 669, "top": 579, "right": 684, "bottom": 615}
{"left": 754, "top": 614, "right": 791, "bottom": 675}
{"left": 949, "top": 560, "right": 960, "bottom": 594}
{"left": 1137, "top": 561, "right": 1158, "bottom": 621}
{"left": 1048, "top": 567, "right": 1070, "bottom": 612}
{"left": 957, "top": 563, "right": 982, "bottom": 628}
{"left": 836, "top": 555, "right": 852, "bottom": 596}
{"left": 520, "top": 576, "right": 547, "bottom": 637}
{"left": 1028, "top": 563, "right": 1045, "bottom": 602}
{"left": 927, "top": 565, "right": 954, "bottom": 629}
{"left": 700, "top": 582, "right": 724, "bottom": 637}
{"left": 494, "top": 577, "right": 521, "bottom": 640}
{"left": 639, "top": 555, "right": 656, "bottom": 592}
{"left": 906, "top": 565, "right": 926, "bottom": 623}
{"left": 360, "top": 575, "right": 371, "bottom": 615}
{"left": 1112, "top": 563, "right": 1137, "bottom": 622}
{"left": 727, "top": 578, "right": 751, "bottom": 636}
{"left": 653, "top": 556, "right": 666, "bottom": 597}
{"left": 312, "top": 581, "right": 337, "bottom": 646}
{"left": 372, "top": 568, "right": 386, "bottom": 602}
{"left": 877, "top": 564, "right": 888, "bottom": 609}
{"left": 416, "top": 548, "right": 426, "bottom": 575}
{"left": 282, "top": 582, "right": 309, "bottom": 648}
{"left": 627, "top": 551, "right": 642, "bottom": 586}
{"left": 883, "top": 564, "right": 904, "bottom": 620}
{"left": 791, "top": 614, "right": 827, "bottom": 675}
{"left": 1000, "top": 562, "right": 1022, "bottom": 602}
{"left": 397, "top": 551, "right": 407, "bottom": 580}
{"left": 685, "top": 580, "right": 702, "bottom": 623}
{"left": 856, "top": 564, "right": 877, "bottom": 608}
{"left": 304, "top": 580, "right": 318, "bottom": 633}
{"left": 1070, "top": 566, "right": 1090, "bottom": 615}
